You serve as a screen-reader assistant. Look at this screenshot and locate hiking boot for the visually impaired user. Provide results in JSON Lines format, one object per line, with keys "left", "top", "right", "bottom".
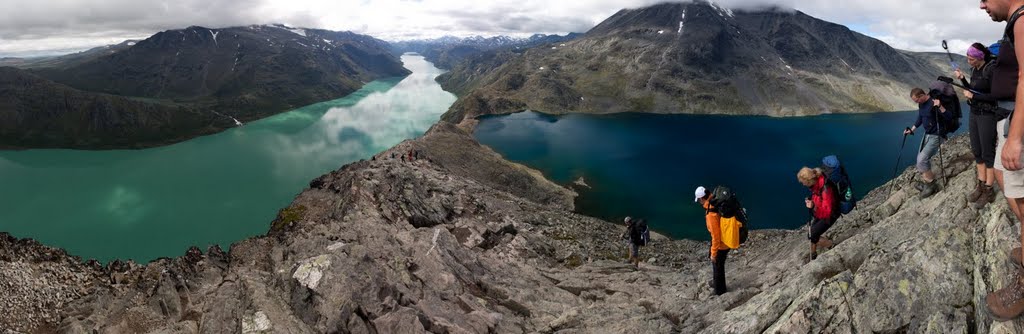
{"left": 919, "top": 181, "right": 940, "bottom": 199}
{"left": 986, "top": 271, "right": 1024, "bottom": 321}
{"left": 915, "top": 181, "right": 927, "bottom": 192}
{"left": 969, "top": 180, "right": 986, "bottom": 202}
{"left": 974, "top": 186, "right": 996, "bottom": 210}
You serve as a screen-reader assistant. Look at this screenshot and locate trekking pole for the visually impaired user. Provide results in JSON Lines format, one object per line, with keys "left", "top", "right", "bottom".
{"left": 887, "top": 129, "right": 910, "bottom": 198}
{"left": 942, "top": 40, "right": 960, "bottom": 71}
{"left": 804, "top": 204, "right": 815, "bottom": 262}
{"left": 935, "top": 105, "right": 948, "bottom": 187}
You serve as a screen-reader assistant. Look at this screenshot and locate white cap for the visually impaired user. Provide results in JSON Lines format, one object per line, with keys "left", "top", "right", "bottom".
{"left": 624, "top": 216, "right": 632, "bottom": 223}
{"left": 694, "top": 186, "right": 707, "bottom": 202}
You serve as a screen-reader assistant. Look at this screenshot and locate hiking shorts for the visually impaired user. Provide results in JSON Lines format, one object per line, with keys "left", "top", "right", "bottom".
{"left": 808, "top": 218, "right": 832, "bottom": 244}
{"left": 996, "top": 119, "right": 1024, "bottom": 198}
{"left": 970, "top": 110, "right": 999, "bottom": 168}
{"left": 916, "top": 134, "right": 945, "bottom": 173}
{"left": 629, "top": 242, "right": 640, "bottom": 258}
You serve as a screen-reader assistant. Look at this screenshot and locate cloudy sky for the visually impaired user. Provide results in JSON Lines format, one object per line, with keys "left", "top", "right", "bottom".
{"left": 0, "top": 0, "right": 1006, "bottom": 57}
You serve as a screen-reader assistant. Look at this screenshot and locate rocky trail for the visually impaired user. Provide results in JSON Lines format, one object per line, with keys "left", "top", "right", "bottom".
{"left": 2, "top": 125, "right": 1023, "bottom": 333}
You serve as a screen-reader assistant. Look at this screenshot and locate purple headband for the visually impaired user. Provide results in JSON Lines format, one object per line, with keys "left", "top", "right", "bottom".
{"left": 967, "top": 46, "right": 985, "bottom": 59}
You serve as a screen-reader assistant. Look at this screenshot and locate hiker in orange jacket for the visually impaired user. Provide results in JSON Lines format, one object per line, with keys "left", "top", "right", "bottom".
{"left": 696, "top": 186, "right": 729, "bottom": 295}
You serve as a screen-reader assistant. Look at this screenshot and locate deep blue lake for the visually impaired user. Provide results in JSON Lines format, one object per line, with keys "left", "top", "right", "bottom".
{"left": 474, "top": 110, "right": 966, "bottom": 241}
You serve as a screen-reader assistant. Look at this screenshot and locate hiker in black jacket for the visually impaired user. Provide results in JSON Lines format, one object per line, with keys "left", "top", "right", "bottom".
{"left": 619, "top": 217, "right": 640, "bottom": 269}
{"left": 904, "top": 88, "right": 953, "bottom": 198}
{"left": 956, "top": 43, "right": 1000, "bottom": 209}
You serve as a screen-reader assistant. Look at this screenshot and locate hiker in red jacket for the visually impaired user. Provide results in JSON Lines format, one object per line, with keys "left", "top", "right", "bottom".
{"left": 798, "top": 167, "right": 837, "bottom": 260}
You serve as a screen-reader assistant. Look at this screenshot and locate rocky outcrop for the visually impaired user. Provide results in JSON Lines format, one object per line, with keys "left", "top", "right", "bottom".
{"left": 3, "top": 125, "right": 1024, "bottom": 333}
{"left": 439, "top": 2, "right": 958, "bottom": 124}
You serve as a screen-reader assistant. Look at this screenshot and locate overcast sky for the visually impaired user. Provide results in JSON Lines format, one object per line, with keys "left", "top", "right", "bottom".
{"left": 0, "top": 0, "right": 1006, "bottom": 57}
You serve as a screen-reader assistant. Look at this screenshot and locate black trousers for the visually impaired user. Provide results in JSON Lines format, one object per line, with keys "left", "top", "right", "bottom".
{"left": 713, "top": 249, "right": 729, "bottom": 295}
{"left": 969, "top": 110, "right": 999, "bottom": 168}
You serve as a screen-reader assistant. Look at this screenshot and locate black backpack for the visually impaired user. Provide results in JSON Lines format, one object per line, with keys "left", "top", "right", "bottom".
{"left": 821, "top": 155, "right": 856, "bottom": 215}
{"left": 709, "top": 186, "right": 749, "bottom": 244}
{"left": 630, "top": 219, "right": 650, "bottom": 246}
{"left": 928, "top": 80, "right": 962, "bottom": 135}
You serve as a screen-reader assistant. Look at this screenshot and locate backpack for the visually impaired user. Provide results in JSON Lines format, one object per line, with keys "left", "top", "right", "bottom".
{"left": 821, "top": 155, "right": 856, "bottom": 215}
{"left": 928, "top": 80, "right": 962, "bottom": 135}
{"left": 720, "top": 216, "right": 743, "bottom": 249}
{"left": 630, "top": 219, "right": 650, "bottom": 246}
{"left": 709, "top": 186, "right": 749, "bottom": 246}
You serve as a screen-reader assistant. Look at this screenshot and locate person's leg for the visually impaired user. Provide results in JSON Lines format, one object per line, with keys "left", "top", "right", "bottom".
{"left": 988, "top": 196, "right": 1024, "bottom": 320}
{"left": 633, "top": 244, "right": 639, "bottom": 265}
{"left": 628, "top": 243, "right": 636, "bottom": 263}
{"left": 981, "top": 112, "right": 1000, "bottom": 188}
{"left": 808, "top": 219, "right": 827, "bottom": 259}
{"left": 974, "top": 112, "right": 1000, "bottom": 207}
{"left": 997, "top": 170, "right": 1023, "bottom": 219}
{"left": 713, "top": 249, "right": 728, "bottom": 295}
{"left": 720, "top": 249, "right": 729, "bottom": 293}
{"left": 918, "top": 135, "right": 942, "bottom": 197}
{"left": 817, "top": 236, "right": 834, "bottom": 249}
{"left": 987, "top": 119, "right": 1024, "bottom": 320}
{"left": 1016, "top": 198, "right": 1024, "bottom": 263}
{"left": 971, "top": 111, "right": 987, "bottom": 194}
{"left": 917, "top": 136, "right": 936, "bottom": 183}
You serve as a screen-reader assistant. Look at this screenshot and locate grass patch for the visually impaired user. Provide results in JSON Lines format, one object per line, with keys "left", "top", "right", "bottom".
{"left": 271, "top": 204, "right": 307, "bottom": 232}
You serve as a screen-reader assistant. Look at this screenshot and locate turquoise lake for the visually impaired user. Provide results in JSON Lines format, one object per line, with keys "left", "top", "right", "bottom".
{"left": 474, "top": 110, "right": 967, "bottom": 241}
{"left": 0, "top": 54, "right": 456, "bottom": 263}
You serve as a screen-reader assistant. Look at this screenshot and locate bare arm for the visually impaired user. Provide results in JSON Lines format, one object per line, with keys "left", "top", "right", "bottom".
{"left": 1003, "top": 19, "right": 1024, "bottom": 170}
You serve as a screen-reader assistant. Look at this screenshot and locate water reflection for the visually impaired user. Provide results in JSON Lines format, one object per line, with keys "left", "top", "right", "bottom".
{"left": 0, "top": 54, "right": 456, "bottom": 262}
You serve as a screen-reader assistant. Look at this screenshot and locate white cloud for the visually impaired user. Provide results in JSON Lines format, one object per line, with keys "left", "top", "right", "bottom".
{"left": 0, "top": 0, "right": 1008, "bottom": 57}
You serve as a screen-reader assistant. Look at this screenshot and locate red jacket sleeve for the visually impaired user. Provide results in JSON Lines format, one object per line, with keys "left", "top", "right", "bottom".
{"left": 813, "top": 180, "right": 835, "bottom": 220}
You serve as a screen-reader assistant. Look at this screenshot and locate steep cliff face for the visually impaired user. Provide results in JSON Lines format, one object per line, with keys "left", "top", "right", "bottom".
{"left": 2, "top": 126, "right": 1023, "bottom": 333}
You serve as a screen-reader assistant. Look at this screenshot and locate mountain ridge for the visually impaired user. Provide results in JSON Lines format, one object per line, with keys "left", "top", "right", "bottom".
{"left": 390, "top": 33, "right": 582, "bottom": 70}
{"left": 0, "top": 24, "right": 410, "bottom": 149}
{"left": 438, "top": 2, "right": 961, "bottom": 125}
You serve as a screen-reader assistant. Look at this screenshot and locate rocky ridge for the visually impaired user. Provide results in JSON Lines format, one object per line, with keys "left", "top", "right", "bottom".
{"left": 1, "top": 124, "right": 1023, "bottom": 333}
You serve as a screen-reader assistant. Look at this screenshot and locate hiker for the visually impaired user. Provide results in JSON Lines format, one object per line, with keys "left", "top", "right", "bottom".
{"left": 797, "top": 167, "right": 836, "bottom": 260}
{"left": 695, "top": 186, "right": 728, "bottom": 295}
{"left": 903, "top": 87, "right": 953, "bottom": 198}
{"left": 982, "top": 0, "right": 1024, "bottom": 320}
{"left": 619, "top": 217, "right": 641, "bottom": 269}
{"left": 955, "top": 43, "right": 1000, "bottom": 208}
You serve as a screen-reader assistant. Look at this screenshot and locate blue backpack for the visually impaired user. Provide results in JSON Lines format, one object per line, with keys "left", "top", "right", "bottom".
{"left": 822, "top": 155, "right": 856, "bottom": 215}
{"left": 991, "top": 42, "right": 1001, "bottom": 57}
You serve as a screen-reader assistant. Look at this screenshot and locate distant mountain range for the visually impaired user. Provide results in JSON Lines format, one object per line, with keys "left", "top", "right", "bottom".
{"left": 0, "top": 24, "right": 409, "bottom": 149}
{"left": 439, "top": 1, "right": 962, "bottom": 124}
{"left": 390, "top": 33, "right": 582, "bottom": 70}
{"left": 0, "top": 40, "right": 140, "bottom": 69}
